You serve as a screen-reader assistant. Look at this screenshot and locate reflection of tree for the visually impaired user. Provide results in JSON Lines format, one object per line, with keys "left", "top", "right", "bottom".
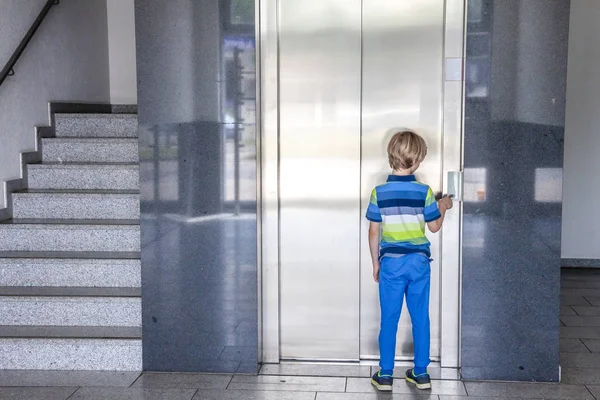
{"left": 231, "top": 0, "right": 254, "bottom": 25}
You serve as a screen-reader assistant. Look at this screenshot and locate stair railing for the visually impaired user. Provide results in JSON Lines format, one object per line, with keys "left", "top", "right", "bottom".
{"left": 0, "top": 0, "right": 59, "bottom": 88}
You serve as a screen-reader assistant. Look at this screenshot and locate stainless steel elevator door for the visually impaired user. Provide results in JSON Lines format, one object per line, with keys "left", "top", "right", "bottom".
{"left": 360, "top": 1, "right": 445, "bottom": 360}
{"left": 276, "top": 0, "right": 446, "bottom": 362}
{"left": 278, "top": 0, "right": 362, "bottom": 360}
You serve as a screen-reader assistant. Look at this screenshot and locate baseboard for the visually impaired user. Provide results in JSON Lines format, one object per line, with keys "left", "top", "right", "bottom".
{"left": 111, "top": 104, "right": 137, "bottom": 114}
{"left": 561, "top": 258, "right": 600, "bottom": 268}
{"left": 0, "top": 102, "right": 113, "bottom": 222}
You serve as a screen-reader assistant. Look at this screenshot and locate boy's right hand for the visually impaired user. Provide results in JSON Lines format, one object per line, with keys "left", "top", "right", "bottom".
{"left": 373, "top": 263, "right": 380, "bottom": 283}
{"left": 439, "top": 195, "right": 454, "bottom": 211}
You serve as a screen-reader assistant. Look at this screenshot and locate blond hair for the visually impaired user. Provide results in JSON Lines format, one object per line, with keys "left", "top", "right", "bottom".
{"left": 387, "top": 130, "right": 427, "bottom": 171}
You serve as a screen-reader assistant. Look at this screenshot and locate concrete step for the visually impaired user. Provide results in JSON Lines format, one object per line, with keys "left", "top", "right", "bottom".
{"left": 12, "top": 191, "right": 140, "bottom": 220}
{"left": 0, "top": 223, "right": 140, "bottom": 253}
{"left": 0, "top": 325, "right": 141, "bottom": 339}
{"left": 42, "top": 138, "right": 139, "bottom": 163}
{"left": 0, "top": 258, "right": 141, "bottom": 288}
{"left": 0, "top": 296, "right": 141, "bottom": 327}
{"left": 55, "top": 114, "right": 138, "bottom": 138}
{"left": 0, "top": 338, "right": 142, "bottom": 370}
{"left": 0, "top": 287, "right": 140, "bottom": 297}
{"left": 27, "top": 164, "right": 139, "bottom": 190}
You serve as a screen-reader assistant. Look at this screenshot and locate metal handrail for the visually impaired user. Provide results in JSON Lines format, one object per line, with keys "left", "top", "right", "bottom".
{"left": 0, "top": 0, "right": 59, "bottom": 88}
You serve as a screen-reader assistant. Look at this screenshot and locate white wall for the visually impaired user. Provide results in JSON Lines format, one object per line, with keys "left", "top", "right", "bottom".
{"left": 0, "top": 0, "right": 111, "bottom": 209}
{"left": 562, "top": 0, "right": 600, "bottom": 260}
{"left": 107, "top": 0, "right": 137, "bottom": 104}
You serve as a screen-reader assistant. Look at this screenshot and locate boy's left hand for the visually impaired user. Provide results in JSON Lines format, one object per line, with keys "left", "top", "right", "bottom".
{"left": 373, "top": 263, "right": 380, "bottom": 283}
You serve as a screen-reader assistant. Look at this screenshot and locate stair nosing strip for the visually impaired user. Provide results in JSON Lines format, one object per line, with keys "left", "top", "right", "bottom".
{"left": 31, "top": 162, "right": 139, "bottom": 166}
{"left": 16, "top": 189, "right": 140, "bottom": 194}
{"left": 0, "top": 251, "right": 141, "bottom": 260}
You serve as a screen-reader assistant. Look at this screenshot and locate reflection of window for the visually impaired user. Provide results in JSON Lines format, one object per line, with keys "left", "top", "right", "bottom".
{"left": 464, "top": 168, "right": 487, "bottom": 202}
{"left": 222, "top": 35, "right": 256, "bottom": 204}
{"left": 463, "top": 217, "right": 486, "bottom": 249}
{"left": 535, "top": 168, "right": 562, "bottom": 202}
{"left": 468, "top": 0, "right": 484, "bottom": 23}
{"left": 230, "top": 0, "right": 254, "bottom": 26}
{"left": 466, "top": 58, "right": 489, "bottom": 98}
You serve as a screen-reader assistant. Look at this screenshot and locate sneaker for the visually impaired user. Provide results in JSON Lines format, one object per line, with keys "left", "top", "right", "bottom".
{"left": 405, "top": 368, "right": 432, "bottom": 390}
{"left": 371, "top": 371, "right": 393, "bottom": 391}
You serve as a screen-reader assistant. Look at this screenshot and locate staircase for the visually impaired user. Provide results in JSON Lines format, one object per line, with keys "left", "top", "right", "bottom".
{"left": 0, "top": 112, "right": 142, "bottom": 370}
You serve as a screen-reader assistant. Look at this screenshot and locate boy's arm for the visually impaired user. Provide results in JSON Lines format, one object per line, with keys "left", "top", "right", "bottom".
{"left": 427, "top": 195, "right": 453, "bottom": 233}
{"left": 369, "top": 221, "right": 381, "bottom": 282}
{"left": 427, "top": 205, "right": 446, "bottom": 233}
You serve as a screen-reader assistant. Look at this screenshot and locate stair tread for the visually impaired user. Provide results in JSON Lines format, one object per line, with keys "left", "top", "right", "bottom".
{"left": 0, "top": 325, "right": 141, "bottom": 339}
{"left": 28, "top": 163, "right": 138, "bottom": 168}
{"left": 0, "top": 286, "right": 140, "bottom": 297}
{"left": 1, "top": 219, "right": 140, "bottom": 225}
{"left": 55, "top": 113, "right": 136, "bottom": 118}
{"left": 33, "top": 162, "right": 138, "bottom": 167}
{"left": 42, "top": 138, "right": 138, "bottom": 141}
{"left": 17, "top": 189, "right": 140, "bottom": 195}
{"left": 0, "top": 251, "right": 141, "bottom": 259}
{"left": 0, "top": 258, "right": 140, "bottom": 263}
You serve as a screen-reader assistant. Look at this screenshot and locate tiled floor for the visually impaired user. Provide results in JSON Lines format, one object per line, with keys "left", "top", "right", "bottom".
{"left": 2, "top": 268, "right": 600, "bottom": 399}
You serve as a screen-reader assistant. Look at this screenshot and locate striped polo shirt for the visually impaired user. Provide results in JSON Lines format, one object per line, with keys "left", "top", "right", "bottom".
{"left": 366, "top": 174, "right": 441, "bottom": 259}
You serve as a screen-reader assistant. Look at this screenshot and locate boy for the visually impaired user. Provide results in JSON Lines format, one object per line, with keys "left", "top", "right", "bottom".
{"left": 367, "top": 130, "right": 453, "bottom": 391}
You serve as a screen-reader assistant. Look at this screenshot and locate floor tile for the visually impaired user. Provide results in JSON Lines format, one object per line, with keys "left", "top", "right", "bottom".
{"left": 346, "top": 378, "right": 466, "bottom": 396}
{"left": 585, "top": 385, "right": 600, "bottom": 399}
{"left": 561, "top": 296, "right": 591, "bottom": 306}
{"left": 582, "top": 339, "right": 600, "bottom": 353}
{"left": 440, "top": 397, "right": 529, "bottom": 400}
{"left": 260, "top": 363, "right": 371, "bottom": 377}
{"left": 560, "top": 327, "right": 600, "bottom": 339}
{"left": 130, "top": 373, "right": 231, "bottom": 389}
{"left": 561, "top": 306, "right": 577, "bottom": 316}
{"left": 561, "top": 367, "right": 600, "bottom": 385}
{"left": 560, "top": 339, "right": 590, "bottom": 353}
{"left": 368, "top": 364, "right": 460, "bottom": 380}
{"left": 562, "top": 270, "right": 600, "bottom": 278}
{"left": 561, "top": 352, "right": 600, "bottom": 368}
{"left": 561, "top": 281, "right": 600, "bottom": 289}
{"left": 562, "top": 316, "right": 600, "bottom": 327}
{"left": 464, "top": 381, "right": 594, "bottom": 399}
{"left": 317, "top": 393, "right": 436, "bottom": 400}
{"left": 584, "top": 297, "right": 600, "bottom": 306}
{"left": 0, "top": 370, "right": 140, "bottom": 387}
{"left": 572, "top": 306, "right": 600, "bottom": 316}
{"left": 228, "top": 375, "right": 346, "bottom": 392}
{"left": 562, "top": 289, "right": 600, "bottom": 297}
{"left": 193, "top": 390, "right": 316, "bottom": 399}
{"left": 0, "top": 387, "right": 77, "bottom": 400}
{"left": 69, "top": 387, "right": 197, "bottom": 400}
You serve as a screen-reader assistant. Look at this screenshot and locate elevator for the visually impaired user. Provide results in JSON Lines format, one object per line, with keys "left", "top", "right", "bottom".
{"left": 259, "top": 0, "right": 465, "bottom": 368}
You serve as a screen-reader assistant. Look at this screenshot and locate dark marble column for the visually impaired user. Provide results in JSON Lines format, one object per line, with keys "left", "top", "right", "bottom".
{"left": 135, "top": 0, "right": 258, "bottom": 373}
{"left": 461, "top": 0, "right": 569, "bottom": 382}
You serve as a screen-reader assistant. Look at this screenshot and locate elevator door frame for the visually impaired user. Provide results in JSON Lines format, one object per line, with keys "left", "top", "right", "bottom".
{"left": 258, "top": 0, "right": 466, "bottom": 369}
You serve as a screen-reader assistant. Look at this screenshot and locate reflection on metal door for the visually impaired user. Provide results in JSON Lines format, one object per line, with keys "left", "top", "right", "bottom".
{"left": 259, "top": 0, "right": 465, "bottom": 366}
{"left": 360, "top": 0, "right": 445, "bottom": 361}
{"left": 278, "top": 0, "right": 362, "bottom": 361}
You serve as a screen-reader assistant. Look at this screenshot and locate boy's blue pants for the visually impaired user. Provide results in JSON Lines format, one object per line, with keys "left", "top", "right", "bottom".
{"left": 378, "top": 253, "right": 431, "bottom": 372}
